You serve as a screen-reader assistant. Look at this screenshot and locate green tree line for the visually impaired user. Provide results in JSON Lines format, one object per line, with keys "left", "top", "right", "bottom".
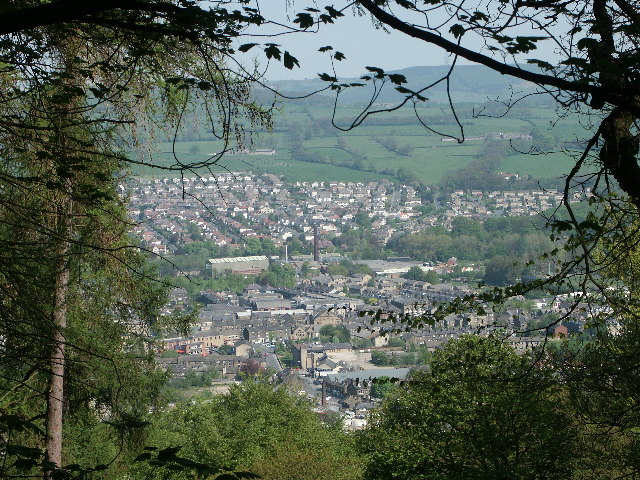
{"left": 389, "top": 216, "right": 554, "bottom": 285}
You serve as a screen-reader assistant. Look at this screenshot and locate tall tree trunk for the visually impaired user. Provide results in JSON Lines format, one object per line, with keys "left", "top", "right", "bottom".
{"left": 45, "top": 190, "right": 73, "bottom": 478}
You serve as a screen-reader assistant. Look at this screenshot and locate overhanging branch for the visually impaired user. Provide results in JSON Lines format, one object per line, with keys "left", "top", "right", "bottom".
{"left": 357, "top": 0, "right": 633, "bottom": 114}
{"left": 0, "top": 0, "right": 187, "bottom": 36}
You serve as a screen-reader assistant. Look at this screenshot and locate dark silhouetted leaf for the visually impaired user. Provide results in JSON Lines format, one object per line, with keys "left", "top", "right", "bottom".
{"left": 449, "top": 24, "right": 465, "bottom": 38}
{"left": 264, "top": 44, "right": 281, "bottom": 60}
{"left": 283, "top": 51, "right": 299, "bottom": 69}
{"left": 238, "top": 43, "right": 258, "bottom": 52}
{"left": 388, "top": 73, "right": 407, "bottom": 84}
{"left": 293, "top": 12, "right": 314, "bottom": 29}
{"left": 318, "top": 72, "right": 337, "bottom": 82}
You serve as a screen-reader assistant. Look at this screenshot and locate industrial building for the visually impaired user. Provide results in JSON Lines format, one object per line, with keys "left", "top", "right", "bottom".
{"left": 208, "top": 255, "right": 270, "bottom": 275}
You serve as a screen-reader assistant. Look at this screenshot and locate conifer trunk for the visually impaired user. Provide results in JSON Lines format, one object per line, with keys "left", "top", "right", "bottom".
{"left": 45, "top": 190, "right": 73, "bottom": 478}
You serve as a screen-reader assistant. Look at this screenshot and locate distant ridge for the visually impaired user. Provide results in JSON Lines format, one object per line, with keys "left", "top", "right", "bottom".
{"left": 266, "top": 64, "right": 540, "bottom": 104}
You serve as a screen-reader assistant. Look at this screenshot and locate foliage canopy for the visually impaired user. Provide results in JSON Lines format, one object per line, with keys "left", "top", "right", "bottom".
{"left": 361, "top": 336, "right": 576, "bottom": 480}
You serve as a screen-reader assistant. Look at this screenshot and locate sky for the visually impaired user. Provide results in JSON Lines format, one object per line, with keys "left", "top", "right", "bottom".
{"left": 232, "top": 2, "right": 561, "bottom": 82}
{"left": 236, "top": 3, "right": 449, "bottom": 81}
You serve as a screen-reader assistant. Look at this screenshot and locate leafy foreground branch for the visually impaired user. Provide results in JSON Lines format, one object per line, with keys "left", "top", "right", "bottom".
{"left": 1, "top": 1, "right": 640, "bottom": 479}
{"left": 128, "top": 381, "right": 362, "bottom": 480}
{"left": 0, "top": 1, "right": 290, "bottom": 478}
{"left": 360, "top": 334, "right": 640, "bottom": 480}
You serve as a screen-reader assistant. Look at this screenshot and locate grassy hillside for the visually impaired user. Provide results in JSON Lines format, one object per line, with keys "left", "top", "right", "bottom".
{"left": 135, "top": 99, "right": 586, "bottom": 185}
{"left": 136, "top": 66, "right": 592, "bottom": 186}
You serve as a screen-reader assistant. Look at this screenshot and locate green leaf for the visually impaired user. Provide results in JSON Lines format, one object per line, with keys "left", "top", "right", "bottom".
{"left": 395, "top": 86, "right": 428, "bottom": 102}
{"left": 318, "top": 45, "right": 333, "bottom": 52}
{"left": 552, "top": 220, "right": 573, "bottom": 232}
{"left": 0, "top": 414, "right": 43, "bottom": 434}
{"left": 334, "top": 51, "right": 346, "bottom": 61}
{"left": 88, "top": 87, "right": 105, "bottom": 99}
{"left": 470, "top": 10, "right": 489, "bottom": 22}
{"left": 157, "top": 446, "right": 182, "bottom": 462}
{"left": 526, "top": 59, "right": 554, "bottom": 70}
{"left": 576, "top": 37, "right": 599, "bottom": 51}
{"left": 6, "top": 444, "right": 43, "bottom": 460}
{"left": 12, "top": 458, "right": 38, "bottom": 471}
{"left": 505, "top": 36, "right": 545, "bottom": 54}
{"left": 492, "top": 34, "right": 513, "bottom": 43}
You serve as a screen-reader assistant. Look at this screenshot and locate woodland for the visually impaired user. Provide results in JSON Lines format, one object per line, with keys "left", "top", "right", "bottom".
{"left": 0, "top": 1, "right": 639, "bottom": 480}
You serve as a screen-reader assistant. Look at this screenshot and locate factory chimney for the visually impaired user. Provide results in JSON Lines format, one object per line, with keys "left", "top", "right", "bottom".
{"left": 313, "top": 224, "right": 320, "bottom": 263}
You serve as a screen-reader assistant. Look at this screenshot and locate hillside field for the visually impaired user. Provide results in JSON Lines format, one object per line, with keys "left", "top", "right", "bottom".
{"left": 138, "top": 102, "right": 589, "bottom": 185}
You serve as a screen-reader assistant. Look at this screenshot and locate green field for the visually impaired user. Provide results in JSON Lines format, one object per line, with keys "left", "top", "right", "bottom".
{"left": 135, "top": 103, "right": 592, "bottom": 185}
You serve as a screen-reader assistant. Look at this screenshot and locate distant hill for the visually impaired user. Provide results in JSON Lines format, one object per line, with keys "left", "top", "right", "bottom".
{"left": 266, "top": 64, "right": 543, "bottom": 105}
{"left": 147, "top": 64, "right": 579, "bottom": 187}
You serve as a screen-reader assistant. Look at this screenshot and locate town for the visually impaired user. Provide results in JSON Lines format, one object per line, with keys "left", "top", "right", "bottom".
{"left": 128, "top": 172, "right": 597, "bottom": 427}
{"left": 128, "top": 172, "right": 564, "bottom": 255}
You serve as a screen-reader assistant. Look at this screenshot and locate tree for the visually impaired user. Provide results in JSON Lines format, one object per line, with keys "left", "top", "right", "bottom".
{"left": 360, "top": 336, "right": 577, "bottom": 480}
{"left": 0, "top": 143, "right": 176, "bottom": 478}
{"left": 370, "top": 376, "right": 397, "bottom": 399}
{"left": 256, "top": 263, "right": 296, "bottom": 288}
{"left": 546, "top": 220, "right": 640, "bottom": 478}
{"left": 483, "top": 255, "right": 523, "bottom": 286}
{"left": 451, "top": 217, "right": 485, "bottom": 240}
{"left": 0, "top": 2, "right": 279, "bottom": 475}
{"left": 402, "top": 266, "right": 429, "bottom": 282}
{"left": 370, "top": 351, "right": 390, "bottom": 366}
{"left": 423, "top": 270, "right": 440, "bottom": 284}
{"left": 142, "top": 381, "right": 362, "bottom": 480}
{"left": 162, "top": 349, "right": 180, "bottom": 358}
{"left": 218, "top": 344, "right": 235, "bottom": 355}
{"left": 354, "top": 211, "right": 372, "bottom": 230}
{"left": 239, "top": 358, "right": 267, "bottom": 379}
{"left": 0, "top": 2, "right": 289, "bottom": 181}
{"left": 319, "top": 325, "right": 350, "bottom": 343}
{"left": 326, "top": 263, "right": 350, "bottom": 276}
{"left": 300, "top": 261, "right": 311, "bottom": 277}
{"left": 286, "top": 235, "right": 309, "bottom": 255}
{"left": 386, "top": 337, "right": 405, "bottom": 348}
{"left": 0, "top": 90, "right": 160, "bottom": 476}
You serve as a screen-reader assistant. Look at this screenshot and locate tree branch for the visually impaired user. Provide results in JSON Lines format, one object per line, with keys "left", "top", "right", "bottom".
{"left": 611, "top": 0, "right": 640, "bottom": 25}
{"left": 356, "top": 0, "right": 633, "bottom": 114}
{"left": 0, "top": 0, "right": 187, "bottom": 36}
